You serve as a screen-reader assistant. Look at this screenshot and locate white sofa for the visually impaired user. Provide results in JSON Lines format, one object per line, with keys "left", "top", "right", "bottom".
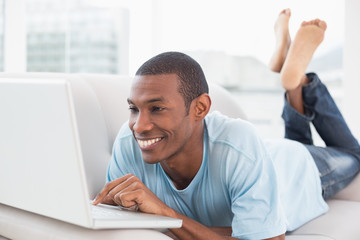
{"left": 0, "top": 73, "right": 359, "bottom": 240}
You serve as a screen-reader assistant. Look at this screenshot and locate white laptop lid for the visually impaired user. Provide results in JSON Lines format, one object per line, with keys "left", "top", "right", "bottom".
{"left": 0, "top": 78, "right": 182, "bottom": 229}
{"left": 0, "top": 78, "right": 93, "bottom": 227}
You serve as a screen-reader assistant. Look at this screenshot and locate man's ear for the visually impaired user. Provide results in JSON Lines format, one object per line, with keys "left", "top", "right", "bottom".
{"left": 193, "top": 93, "right": 211, "bottom": 120}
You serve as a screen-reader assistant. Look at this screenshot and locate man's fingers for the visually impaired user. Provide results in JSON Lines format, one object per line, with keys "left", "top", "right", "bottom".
{"left": 93, "top": 183, "right": 116, "bottom": 205}
{"left": 101, "top": 195, "right": 117, "bottom": 205}
{"left": 93, "top": 174, "right": 134, "bottom": 205}
{"left": 113, "top": 189, "right": 142, "bottom": 208}
{"left": 108, "top": 175, "right": 138, "bottom": 199}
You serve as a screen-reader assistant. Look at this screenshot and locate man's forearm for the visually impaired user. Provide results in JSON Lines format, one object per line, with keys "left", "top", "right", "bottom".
{"left": 165, "top": 208, "right": 238, "bottom": 240}
{"left": 165, "top": 226, "right": 232, "bottom": 240}
{"left": 165, "top": 208, "right": 285, "bottom": 240}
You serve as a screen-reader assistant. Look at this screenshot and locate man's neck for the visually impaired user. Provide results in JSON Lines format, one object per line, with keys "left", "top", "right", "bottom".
{"left": 161, "top": 159, "right": 202, "bottom": 190}
{"left": 160, "top": 123, "right": 205, "bottom": 190}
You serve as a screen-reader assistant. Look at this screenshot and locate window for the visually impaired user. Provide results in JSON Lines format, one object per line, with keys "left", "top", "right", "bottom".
{"left": 26, "top": 0, "right": 129, "bottom": 74}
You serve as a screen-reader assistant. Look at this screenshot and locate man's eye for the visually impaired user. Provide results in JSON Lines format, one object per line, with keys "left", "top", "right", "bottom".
{"left": 152, "top": 106, "right": 164, "bottom": 112}
{"left": 128, "top": 106, "right": 138, "bottom": 113}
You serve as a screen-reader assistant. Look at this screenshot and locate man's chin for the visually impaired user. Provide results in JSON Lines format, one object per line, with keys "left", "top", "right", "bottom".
{"left": 141, "top": 153, "right": 163, "bottom": 164}
{"left": 143, "top": 158, "right": 162, "bottom": 165}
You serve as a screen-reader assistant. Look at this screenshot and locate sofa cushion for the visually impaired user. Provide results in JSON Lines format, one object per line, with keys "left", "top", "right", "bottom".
{"left": 288, "top": 199, "right": 360, "bottom": 240}
{"left": 333, "top": 173, "right": 360, "bottom": 201}
{"left": 77, "top": 74, "right": 133, "bottom": 146}
{"left": 286, "top": 236, "right": 334, "bottom": 240}
{"left": 208, "top": 82, "right": 247, "bottom": 120}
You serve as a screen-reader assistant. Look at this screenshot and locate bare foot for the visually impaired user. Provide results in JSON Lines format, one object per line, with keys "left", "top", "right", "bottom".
{"left": 268, "top": 8, "right": 291, "bottom": 73}
{"left": 280, "top": 19, "right": 327, "bottom": 90}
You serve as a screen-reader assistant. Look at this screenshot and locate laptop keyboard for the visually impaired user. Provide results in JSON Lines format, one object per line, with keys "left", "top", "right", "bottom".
{"left": 91, "top": 204, "right": 126, "bottom": 218}
{"left": 91, "top": 203, "right": 139, "bottom": 219}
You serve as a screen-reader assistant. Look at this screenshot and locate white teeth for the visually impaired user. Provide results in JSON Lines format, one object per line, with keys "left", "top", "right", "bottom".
{"left": 137, "top": 137, "right": 162, "bottom": 148}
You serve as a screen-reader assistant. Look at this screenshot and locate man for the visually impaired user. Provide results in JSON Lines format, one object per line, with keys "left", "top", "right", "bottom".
{"left": 93, "top": 9, "right": 360, "bottom": 240}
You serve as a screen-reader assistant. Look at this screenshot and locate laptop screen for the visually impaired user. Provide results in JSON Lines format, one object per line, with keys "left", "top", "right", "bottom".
{"left": 0, "top": 78, "right": 92, "bottom": 227}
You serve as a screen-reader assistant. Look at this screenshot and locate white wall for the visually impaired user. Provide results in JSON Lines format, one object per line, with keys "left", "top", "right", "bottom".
{"left": 4, "top": 0, "right": 26, "bottom": 72}
{"left": 344, "top": 0, "right": 360, "bottom": 140}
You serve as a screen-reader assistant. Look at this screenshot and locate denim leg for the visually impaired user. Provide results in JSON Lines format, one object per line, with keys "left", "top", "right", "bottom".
{"left": 281, "top": 93, "right": 315, "bottom": 145}
{"left": 304, "top": 145, "right": 360, "bottom": 199}
{"left": 281, "top": 72, "right": 360, "bottom": 199}
{"left": 302, "top": 73, "right": 360, "bottom": 151}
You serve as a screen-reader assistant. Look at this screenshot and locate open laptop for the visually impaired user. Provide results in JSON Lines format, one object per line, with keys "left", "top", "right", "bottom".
{"left": 0, "top": 77, "right": 182, "bottom": 229}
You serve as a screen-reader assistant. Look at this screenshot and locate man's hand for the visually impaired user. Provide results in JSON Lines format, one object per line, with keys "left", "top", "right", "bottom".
{"left": 92, "top": 174, "right": 286, "bottom": 240}
{"left": 92, "top": 174, "right": 171, "bottom": 216}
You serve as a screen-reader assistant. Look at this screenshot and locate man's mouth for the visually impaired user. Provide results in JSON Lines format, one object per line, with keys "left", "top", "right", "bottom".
{"left": 136, "top": 137, "right": 163, "bottom": 149}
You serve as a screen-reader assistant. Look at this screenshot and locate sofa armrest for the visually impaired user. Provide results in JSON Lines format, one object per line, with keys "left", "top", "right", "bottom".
{"left": 0, "top": 204, "right": 171, "bottom": 240}
{"left": 333, "top": 172, "right": 360, "bottom": 201}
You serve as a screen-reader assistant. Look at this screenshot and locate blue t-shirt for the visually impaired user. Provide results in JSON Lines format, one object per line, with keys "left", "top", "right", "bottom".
{"left": 107, "top": 111, "right": 328, "bottom": 239}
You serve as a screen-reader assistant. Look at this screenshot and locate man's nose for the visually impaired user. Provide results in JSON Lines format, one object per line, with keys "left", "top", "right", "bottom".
{"left": 132, "top": 112, "right": 153, "bottom": 133}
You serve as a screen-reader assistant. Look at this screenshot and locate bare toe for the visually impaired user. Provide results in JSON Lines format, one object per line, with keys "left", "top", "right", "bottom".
{"left": 268, "top": 8, "right": 292, "bottom": 73}
{"left": 280, "top": 19, "right": 327, "bottom": 90}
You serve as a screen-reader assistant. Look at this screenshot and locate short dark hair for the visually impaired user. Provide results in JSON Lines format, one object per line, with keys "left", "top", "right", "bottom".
{"left": 135, "top": 52, "right": 209, "bottom": 113}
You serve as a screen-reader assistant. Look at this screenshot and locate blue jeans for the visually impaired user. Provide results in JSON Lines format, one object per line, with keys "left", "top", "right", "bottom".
{"left": 282, "top": 73, "right": 360, "bottom": 199}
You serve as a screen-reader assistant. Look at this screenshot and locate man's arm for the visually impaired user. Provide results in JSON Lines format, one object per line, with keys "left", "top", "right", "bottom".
{"left": 163, "top": 212, "right": 285, "bottom": 240}
{"left": 92, "top": 174, "right": 285, "bottom": 240}
{"left": 166, "top": 228, "right": 285, "bottom": 240}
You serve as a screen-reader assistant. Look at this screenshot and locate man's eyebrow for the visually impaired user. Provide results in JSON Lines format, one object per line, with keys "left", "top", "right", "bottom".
{"left": 127, "top": 97, "right": 165, "bottom": 104}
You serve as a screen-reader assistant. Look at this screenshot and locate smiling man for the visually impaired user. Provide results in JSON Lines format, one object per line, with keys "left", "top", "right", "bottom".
{"left": 93, "top": 9, "right": 360, "bottom": 240}
{"left": 93, "top": 52, "right": 287, "bottom": 239}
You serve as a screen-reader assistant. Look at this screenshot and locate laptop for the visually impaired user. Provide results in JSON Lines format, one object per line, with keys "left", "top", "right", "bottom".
{"left": 0, "top": 77, "right": 182, "bottom": 229}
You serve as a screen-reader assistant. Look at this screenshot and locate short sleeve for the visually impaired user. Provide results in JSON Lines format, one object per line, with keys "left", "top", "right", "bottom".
{"left": 223, "top": 129, "right": 286, "bottom": 239}
{"left": 230, "top": 155, "right": 286, "bottom": 238}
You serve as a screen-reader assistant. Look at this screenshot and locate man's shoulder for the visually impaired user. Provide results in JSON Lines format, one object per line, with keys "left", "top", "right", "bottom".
{"left": 205, "top": 111, "right": 265, "bottom": 164}
{"left": 205, "top": 111, "right": 260, "bottom": 146}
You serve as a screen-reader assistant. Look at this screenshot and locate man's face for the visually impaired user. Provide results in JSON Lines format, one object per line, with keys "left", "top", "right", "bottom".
{"left": 127, "top": 73, "right": 196, "bottom": 164}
